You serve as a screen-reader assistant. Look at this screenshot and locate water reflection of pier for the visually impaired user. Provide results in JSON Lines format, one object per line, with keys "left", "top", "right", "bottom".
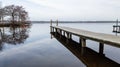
{"left": 51, "top": 32, "right": 120, "bottom": 67}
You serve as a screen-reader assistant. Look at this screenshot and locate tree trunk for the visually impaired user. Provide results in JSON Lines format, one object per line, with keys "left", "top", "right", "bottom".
{"left": 12, "top": 13, "right": 14, "bottom": 24}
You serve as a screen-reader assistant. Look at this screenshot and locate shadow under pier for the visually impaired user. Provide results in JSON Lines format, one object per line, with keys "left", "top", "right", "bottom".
{"left": 51, "top": 32, "right": 120, "bottom": 67}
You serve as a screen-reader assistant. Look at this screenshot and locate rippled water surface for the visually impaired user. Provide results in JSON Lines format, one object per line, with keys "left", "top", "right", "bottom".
{"left": 0, "top": 23, "right": 120, "bottom": 67}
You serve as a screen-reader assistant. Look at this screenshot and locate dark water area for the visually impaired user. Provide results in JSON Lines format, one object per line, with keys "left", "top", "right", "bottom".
{"left": 0, "top": 23, "right": 120, "bottom": 67}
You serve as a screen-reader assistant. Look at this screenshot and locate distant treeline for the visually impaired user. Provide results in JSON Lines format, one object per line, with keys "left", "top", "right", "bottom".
{"left": 32, "top": 21, "right": 117, "bottom": 23}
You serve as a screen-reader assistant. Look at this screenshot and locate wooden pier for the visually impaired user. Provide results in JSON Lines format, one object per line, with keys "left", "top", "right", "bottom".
{"left": 51, "top": 32, "right": 120, "bottom": 67}
{"left": 50, "top": 26, "right": 120, "bottom": 54}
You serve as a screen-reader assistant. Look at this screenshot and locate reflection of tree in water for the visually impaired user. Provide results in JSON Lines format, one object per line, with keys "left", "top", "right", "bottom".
{"left": 0, "top": 39, "right": 4, "bottom": 51}
{"left": 0, "top": 25, "right": 30, "bottom": 50}
{"left": 7, "top": 27, "right": 29, "bottom": 44}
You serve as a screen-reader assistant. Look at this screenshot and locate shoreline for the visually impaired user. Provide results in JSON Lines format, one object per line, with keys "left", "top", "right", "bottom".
{"left": 31, "top": 21, "right": 117, "bottom": 23}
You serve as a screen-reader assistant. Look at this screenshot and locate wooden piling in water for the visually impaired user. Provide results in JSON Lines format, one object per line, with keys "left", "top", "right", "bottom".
{"left": 69, "top": 34, "right": 72, "bottom": 39}
{"left": 56, "top": 20, "right": 58, "bottom": 26}
{"left": 99, "top": 43, "right": 104, "bottom": 55}
{"left": 60, "top": 29, "right": 62, "bottom": 38}
{"left": 63, "top": 31, "right": 65, "bottom": 36}
{"left": 80, "top": 37, "right": 86, "bottom": 47}
{"left": 50, "top": 20, "right": 52, "bottom": 32}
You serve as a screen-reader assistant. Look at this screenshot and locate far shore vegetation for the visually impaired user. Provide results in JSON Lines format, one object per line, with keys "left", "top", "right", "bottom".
{"left": 0, "top": 4, "right": 31, "bottom": 27}
{"left": 31, "top": 21, "right": 117, "bottom": 23}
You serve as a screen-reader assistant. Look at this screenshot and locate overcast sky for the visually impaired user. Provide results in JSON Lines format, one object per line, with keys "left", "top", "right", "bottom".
{"left": 1, "top": 0, "right": 120, "bottom": 21}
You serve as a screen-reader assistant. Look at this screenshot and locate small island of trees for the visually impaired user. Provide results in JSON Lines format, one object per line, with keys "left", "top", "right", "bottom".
{"left": 0, "top": 4, "right": 31, "bottom": 27}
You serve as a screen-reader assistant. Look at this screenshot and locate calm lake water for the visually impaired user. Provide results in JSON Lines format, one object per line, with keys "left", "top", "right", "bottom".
{"left": 0, "top": 23, "right": 120, "bottom": 67}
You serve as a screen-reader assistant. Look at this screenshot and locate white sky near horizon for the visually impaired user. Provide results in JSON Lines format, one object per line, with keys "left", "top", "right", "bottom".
{"left": 1, "top": 0, "right": 120, "bottom": 21}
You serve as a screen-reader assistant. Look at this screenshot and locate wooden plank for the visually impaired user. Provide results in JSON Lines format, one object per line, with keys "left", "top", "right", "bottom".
{"left": 52, "top": 26, "right": 120, "bottom": 48}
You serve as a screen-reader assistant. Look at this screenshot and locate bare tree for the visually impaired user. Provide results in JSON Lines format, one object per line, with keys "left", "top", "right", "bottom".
{"left": 4, "top": 5, "right": 29, "bottom": 25}
{"left": 0, "top": 8, "right": 4, "bottom": 23}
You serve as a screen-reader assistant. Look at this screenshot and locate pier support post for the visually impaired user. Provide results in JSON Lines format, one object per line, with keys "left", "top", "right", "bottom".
{"left": 66, "top": 32, "right": 70, "bottom": 43}
{"left": 56, "top": 20, "right": 58, "bottom": 26}
{"left": 57, "top": 29, "right": 59, "bottom": 34}
{"left": 66, "top": 32, "right": 72, "bottom": 39}
{"left": 66, "top": 32, "right": 69, "bottom": 39}
{"left": 52, "top": 27, "right": 54, "bottom": 32}
{"left": 59, "top": 29, "right": 61, "bottom": 34}
{"left": 99, "top": 43, "right": 104, "bottom": 55}
{"left": 51, "top": 27, "right": 53, "bottom": 32}
{"left": 63, "top": 31, "right": 65, "bottom": 36}
{"left": 50, "top": 26, "right": 52, "bottom": 32}
{"left": 118, "top": 26, "right": 120, "bottom": 32}
{"left": 81, "top": 47, "right": 85, "bottom": 56}
{"left": 60, "top": 30, "right": 62, "bottom": 38}
{"left": 80, "top": 37, "right": 86, "bottom": 47}
{"left": 113, "top": 26, "right": 115, "bottom": 32}
{"left": 0, "top": 29, "right": 2, "bottom": 37}
{"left": 69, "top": 34, "right": 72, "bottom": 39}
{"left": 79, "top": 38, "right": 81, "bottom": 47}
{"left": 50, "top": 20, "right": 52, "bottom": 32}
{"left": 55, "top": 28, "right": 57, "bottom": 36}
{"left": 50, "top": 19, "right": 52, "bottom": 26}
{"left": 60, "top": 30, "right": 62, "bottom": 35}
